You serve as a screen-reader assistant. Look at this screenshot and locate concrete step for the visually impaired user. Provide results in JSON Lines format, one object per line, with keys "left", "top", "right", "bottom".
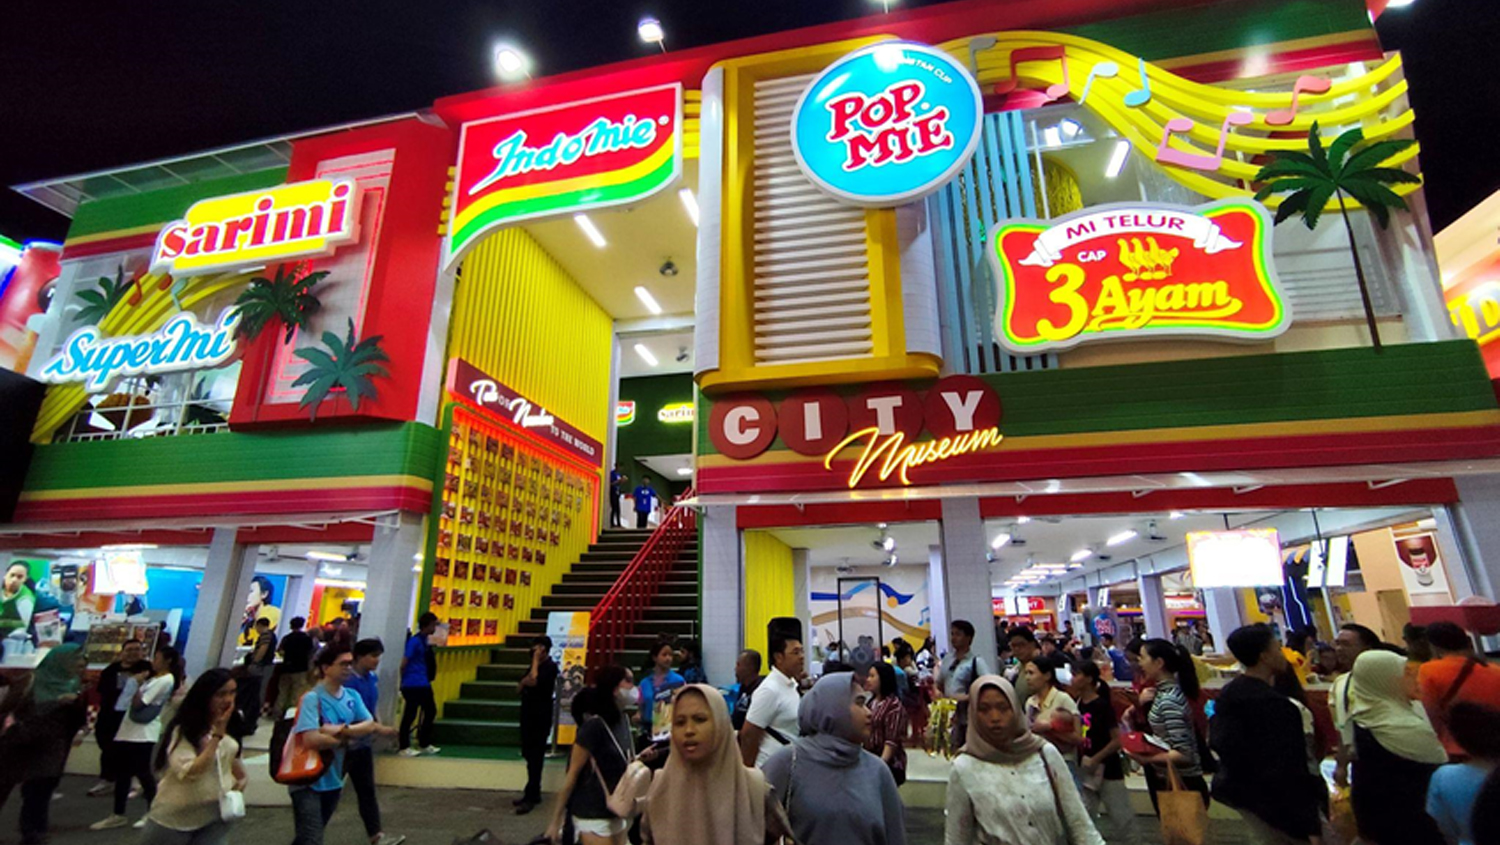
{"left": 458, "top": 680, "right": 516, "bottom": 701}
{"left": 552, "top": 579, "right": 697, "bottom": 596}
{"left": 475, "top": 663, "right": 528, "bottom": 683}
{"left": 527, "top": 605, "right": 698, "bottom": 623}
{"left": 443, "top": 698, "right": 521, "bottom": 722}
{"left": 515, "top": 617, "right": 699, "bottom": 637}
{"left": 431, "top": 719, "right": 520, "bottom": 747}
{"left": 541, "top": 592, "right": 697, "bottom": 609}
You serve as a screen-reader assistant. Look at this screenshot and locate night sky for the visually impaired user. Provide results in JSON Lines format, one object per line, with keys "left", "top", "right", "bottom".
{"left": 3, "top": 0, "right": 1496, "bottom": 243}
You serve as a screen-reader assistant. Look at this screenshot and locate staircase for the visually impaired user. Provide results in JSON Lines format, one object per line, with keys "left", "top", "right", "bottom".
{"left": 431, "top": 527, "right": 700, "bottom": 748}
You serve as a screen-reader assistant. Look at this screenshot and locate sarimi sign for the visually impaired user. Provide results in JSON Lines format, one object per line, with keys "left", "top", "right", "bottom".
{"left": 40, "top": 309, "right": 241, "bottom": 392}
{"left": 446, "top": 84, "right": 683, "bottom": 269}
{"left": 792, "top": 42, "right": 983, "bottom": 207}
{"left": 151, "top": 179, "right": 360, "bottom": 276}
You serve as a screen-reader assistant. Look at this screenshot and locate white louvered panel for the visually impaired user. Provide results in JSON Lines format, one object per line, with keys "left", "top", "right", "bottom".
{"left": 751, "top": 72, "right": 874, "bottom": 366}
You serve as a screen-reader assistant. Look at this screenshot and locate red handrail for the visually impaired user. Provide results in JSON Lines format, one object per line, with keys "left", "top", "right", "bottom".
{"left": 587, "top": 490, "right": 697, "bottom": 675}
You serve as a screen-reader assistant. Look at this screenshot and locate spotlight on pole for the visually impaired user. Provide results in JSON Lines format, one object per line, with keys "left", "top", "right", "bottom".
{"left": 638, "top": 17, "right": 666, "bottom": 51}
{"left": 493, "top": 44, "right": 532, "bottom": 81}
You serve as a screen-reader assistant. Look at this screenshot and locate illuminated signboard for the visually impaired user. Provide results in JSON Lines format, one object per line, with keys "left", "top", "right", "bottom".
{"left": 1448, "top": 280, "right": 1500, "bottom": 346}
{"left": 39, "top": 308, "right": 241, "bottom": 392}
{"left": 616, "top": 400, "right": 636, "bottom": 426}
{"left": 151, "top": 179, "right": 361, "bottom": 276}
{"left": 657, "top": 402, "right": 694, "bottom": 424}
{"left": 791, "top": 42, "right": 983, "bottom": 207}
{"left": 1186, "top": 528, "right": 1284, "bottom": 589}
{"left": 707, "top": 376, "right": 1002, "bottom": 488}
{"left": 447, "top": 84, "right": 683, "bottom": 268}
{"left": 989, "top": 200, "right": 1291, "bottom": 352}
{"left": 448, "top": 358, "right": 603, "bottom": 467}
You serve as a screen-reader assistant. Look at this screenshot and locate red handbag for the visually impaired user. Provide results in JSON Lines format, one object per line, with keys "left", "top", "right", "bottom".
{"left": 273, "top": 697, "right": 327, "bottom": 785}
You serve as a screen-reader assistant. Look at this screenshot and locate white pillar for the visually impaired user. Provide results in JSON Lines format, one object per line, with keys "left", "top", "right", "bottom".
{"left": 792, "top": 549, "right": 810, "bottom": 626}
{"left": 701, "top": 505, "right": 741, "bottom": 687}
{"left": 1447, "top": 476, "right": 1500, "bottom": 600}
{"left": 927, "top": 544, "right": 949, "bottom": 656}
{"left": 940, "top": 497, "right": 998, "bottom": 667}
{"left": 1138, "top": 572, "right": 1168, "bottom": 640}
{"left": 1202, "top": 588, "right": 1245, "bottom": 654}
{"left": 185, "top": 528, "right": 256, "bottom": 677}
{"left": 360, "top": 512, "right": 425, "bottom": 725}
{"left": 285, "top": 562, "right": 319, "bottom": 631}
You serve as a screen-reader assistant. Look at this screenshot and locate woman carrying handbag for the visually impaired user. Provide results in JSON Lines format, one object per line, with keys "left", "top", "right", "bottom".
{"left": 140, "top": 669, "right": 249, "bottom": 845}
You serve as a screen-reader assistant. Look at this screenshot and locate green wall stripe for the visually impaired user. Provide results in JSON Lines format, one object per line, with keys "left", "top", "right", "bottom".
{"left": 696, "top": 341, "right": 1498, "bottom": 455}
{"left": 67, "top": 169, "right": 290, "bottom": 240}
{"left": 617, "top": 373, "right": 695, "bottom": 496}
{"left": 24, "top": 422, "right": 443, "bottom": 492}
{"left": 1062, "top": 0, "right": 1370, "bottom": 61}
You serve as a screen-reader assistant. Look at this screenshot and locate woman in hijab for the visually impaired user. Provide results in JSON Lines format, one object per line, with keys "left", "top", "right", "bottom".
{"left": 763, "top": 672, "right": 907, "bottom": 845}
{"left": 1346, "top": 649, "right": 1447, "bottom": 845}
{"left": 946, "top": 675, "right": 1103, "bottom": 845}
{"left": 0, "top": 644, "right": 89, "bottom": 844}
{"left": 612, "top": 684, "right": 790, "bottom": 845}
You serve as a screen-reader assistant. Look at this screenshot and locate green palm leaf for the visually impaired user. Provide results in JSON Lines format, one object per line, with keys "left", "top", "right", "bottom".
{"left": 74, "top": 266, "right": 131, "bottom": 326}
{"left": 230, "top": 265, "right": 329, "bottom": 344}
{"left": 292, "top": 319, "right": 391, "bottom": 420}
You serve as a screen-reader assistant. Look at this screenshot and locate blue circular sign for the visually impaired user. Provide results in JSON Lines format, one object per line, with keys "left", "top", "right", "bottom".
{"left": 792, "top": 41, "right": 984, "bottom": 207}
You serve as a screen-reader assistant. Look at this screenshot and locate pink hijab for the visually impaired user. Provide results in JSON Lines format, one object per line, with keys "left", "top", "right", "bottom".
{"left": 646, "top": 684, "right": 767, "bottom": 845}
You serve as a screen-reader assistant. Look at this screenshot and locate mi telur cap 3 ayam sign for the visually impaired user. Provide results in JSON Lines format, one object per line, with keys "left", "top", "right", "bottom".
{"left": 989, "top": 199, "right": 1291, "bottom": 353}
{"left": 445, "top": 83, "right": 683, "bottom": 268}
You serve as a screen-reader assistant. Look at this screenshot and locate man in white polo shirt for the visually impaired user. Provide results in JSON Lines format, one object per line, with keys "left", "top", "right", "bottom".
{"left": 740, "top": 632, "right": 805, "bottom": 768}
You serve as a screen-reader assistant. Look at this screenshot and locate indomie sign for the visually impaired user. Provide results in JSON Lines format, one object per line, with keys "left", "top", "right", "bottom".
{"left": 151, "top": 179, "right": 361, "bottom": 276}
{"left": 446, "top": 84, "right": 683, "bottom": 268}
{"left": 989, "top": 200, "right": 1290, "bottom": 353}
{"left": 707, "top": 376, "right": 1002, "bottom": 487}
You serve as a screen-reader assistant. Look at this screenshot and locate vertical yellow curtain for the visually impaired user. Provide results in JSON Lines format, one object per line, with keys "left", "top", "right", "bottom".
{"left": 742, "top": 531, "right": 795, "bottom": 662}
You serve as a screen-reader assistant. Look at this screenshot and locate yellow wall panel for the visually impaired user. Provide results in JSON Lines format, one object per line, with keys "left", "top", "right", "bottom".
{"left": 450, "top": 228, "right": 613, "bottom": 445}
{"left": 743, "top": 530, "right": 795, "bottom": 661}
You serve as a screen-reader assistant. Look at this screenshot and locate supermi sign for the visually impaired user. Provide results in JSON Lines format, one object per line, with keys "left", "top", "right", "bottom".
{"left": 792, "top": 42, "right": 983, "bottom": 207}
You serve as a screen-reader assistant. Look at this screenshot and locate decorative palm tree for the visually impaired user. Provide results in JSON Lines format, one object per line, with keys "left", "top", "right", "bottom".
{"left": 292, "top": 319, "right": 390, "bottom": 420}
{"left": 1253, "top": 122, "right": 1419, "bottom": 352}
{"left": 74, "top": 266, "right": 131, "bottom": 326}
{"left": 229, "top": 264, "right": 329, "bottom": 344}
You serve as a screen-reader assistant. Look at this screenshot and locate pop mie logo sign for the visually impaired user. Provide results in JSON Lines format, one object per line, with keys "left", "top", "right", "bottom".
{"left": 792, "top": 42, "right": 983, "bottom": 207}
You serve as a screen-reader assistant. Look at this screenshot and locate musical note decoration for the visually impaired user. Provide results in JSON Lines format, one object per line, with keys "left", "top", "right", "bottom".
{"left": 967, "top": 35, "right": 998, "bottom": 77}
{"left": 1155, "top": 111, "right": 1254, "bottom": 172}
{"left": 993, "top": 45, "right": 1070, "bottom": 101}
{"left": 1123, "top": 57, "right": 1152, "bottom": 108}
{"left": 1079, "top": 61, "right": 1120, "bottom": 106}
{"left": 1265, "top": 75, "right": 1333, "bottom": 126}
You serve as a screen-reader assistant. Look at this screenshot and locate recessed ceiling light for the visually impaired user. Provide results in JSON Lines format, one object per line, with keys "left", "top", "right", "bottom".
{"left": 676, "top": 467, "right": 692, "bottom": 476}
{"left": 1105, "top": 140, "right": 1131, "bottom": 179}
{"left": 574, "top": 214, "right": 606, "bottom": 248}
{"left": 991, "top": 532, "right": 1012, "bottom": 550}
{"left": 1070, "top": 549, "right": 1093, "bottom": 563}
{"left": 1169, "top": 511, "right": 1186, "bottom": 520}
{"left": 306, "top": 550, "right": 351, "bottom": 562}
{"left": 634, "top": 343, "right": 659, "bottom": 367}
{"left": 678, "top": 188, "right": 699, "bottom": 226}
{"left": 1107, "top": 530, "right": 1138, "bottom": 547}
{"left": 634, "top": 285, "right": 662, "bottom": 315}
{"left": 1016, "top": 516, "right": 1031, "bottom": 524}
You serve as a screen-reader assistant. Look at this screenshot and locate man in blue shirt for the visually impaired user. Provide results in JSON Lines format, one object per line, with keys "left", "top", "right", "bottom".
{"left": 609, "top": 465, "right": 627, "bottom": 528}
{"left": 1101, "top": 633, "right": 1134, "bottom": 681}
{"left": 632, "top": 478, "right": 657, "bottom": 529}
{"left": 290, "top": 645, "right": 380, "bottom": 845}
{"left": 345, "top": 639, "right": 404, "bottom": 845}
{"left": 398, "top": 613, "right": 440, "bottom": 757}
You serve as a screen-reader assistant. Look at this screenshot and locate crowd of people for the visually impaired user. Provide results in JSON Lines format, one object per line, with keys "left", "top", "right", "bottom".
{"left": 1, "top": 610, "right": 1497, "bottom": 845}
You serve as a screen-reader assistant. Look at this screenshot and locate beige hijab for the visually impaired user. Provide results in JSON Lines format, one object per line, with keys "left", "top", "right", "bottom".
{"left": 646, "top": 684, "right": 767, "bottom": 845}
{"left": 962, "top": 674, "right": 1049, "bottom": 765}
{"left": 1348, "top": 650, "right": 1447, "bottom": 765}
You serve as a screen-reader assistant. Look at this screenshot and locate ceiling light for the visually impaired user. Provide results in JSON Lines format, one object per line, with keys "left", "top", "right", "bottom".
{"left": 1068, "top": 562, "right": 1085, "bottom": 569}
{"left": 305, "top": 550, "right": 351, "bottom": 562}
{"left": 1070, "top": 549, "right": 1093, "bottom": 563}
{"left": 1169, "top": 511, "right": 1186, "bottom": 520}
{"left": 638, "top": 17, "right": 665, "bottom": 48}
{"left": 1106, "top": 140, "right": 1131, "bottom": 179}
{"left": 1059, "top": 118, "right": 1083, "bottom": 138}
{"left": 634, "top": 343, "right": 659, "bottom": 367}
{"left": 678, "top": 188, "right": 699, "bottom": 226}
{"left": 991, "top": 532, "right": 1012, "bottom": 550}
{"left": 102, "top": 543, "right": 157, "bottom": 551}
{"left": 676, "top": 467, "right": 692, "bottom": 477}
{"left": 634, "top": 285, "right": 663, "bottom": 315}
{"left": 1107, "top": 530, "right": 1138, "bottom": 546}
{"left": 1179, "top": 471, "right": 1211, "bottom": 487}
{"left": 1016, "top": 516, "right": 1031, "bottom": 524}
{"left": 574, "top": 214, "right": 607, "bottom": 248}
{"left": 493, "top": 45, "right": 531, "bottom": 80}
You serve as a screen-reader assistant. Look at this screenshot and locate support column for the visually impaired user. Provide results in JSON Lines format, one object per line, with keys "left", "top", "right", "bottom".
{"left": 185, "top": 528, "right": 256, "bottom": 677}
{"left": 285, "top": 561, "right": 319, "bottom": 631}
{"left": 702, "top": 505, "right": 741, "bottom": 687}
{"left": 791, "top": 549, "right": 810, "bottom": 628}
{"left": 360, "top": 512, "right": 425, "bottom": 725}
{"left": 1137, "top": 572, "right": 1168, "bottom": 640}
{"left": 928, "top": 545, "right": 949, "bottom": 656}
{"left": 940, "top": 498, "right": 997, "bottom": 667}
{"left": 1202, "top": 588, "right": 1245, "bottom": 654}
{"left": 1447, "top": 476, "right": 1500, "bottom": 600}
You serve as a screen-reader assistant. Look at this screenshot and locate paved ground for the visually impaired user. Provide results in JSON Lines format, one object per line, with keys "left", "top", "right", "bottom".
{"left": 0, "top": 775, "right": 1263, "bottom": 845}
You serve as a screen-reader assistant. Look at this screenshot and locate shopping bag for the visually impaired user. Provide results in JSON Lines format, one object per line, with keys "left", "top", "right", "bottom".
{"left": 1157, "top": 763, "right": 1208, "bottom": 845}
{"left": 273, "top": 698, "right": 326, "bottom": 785}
